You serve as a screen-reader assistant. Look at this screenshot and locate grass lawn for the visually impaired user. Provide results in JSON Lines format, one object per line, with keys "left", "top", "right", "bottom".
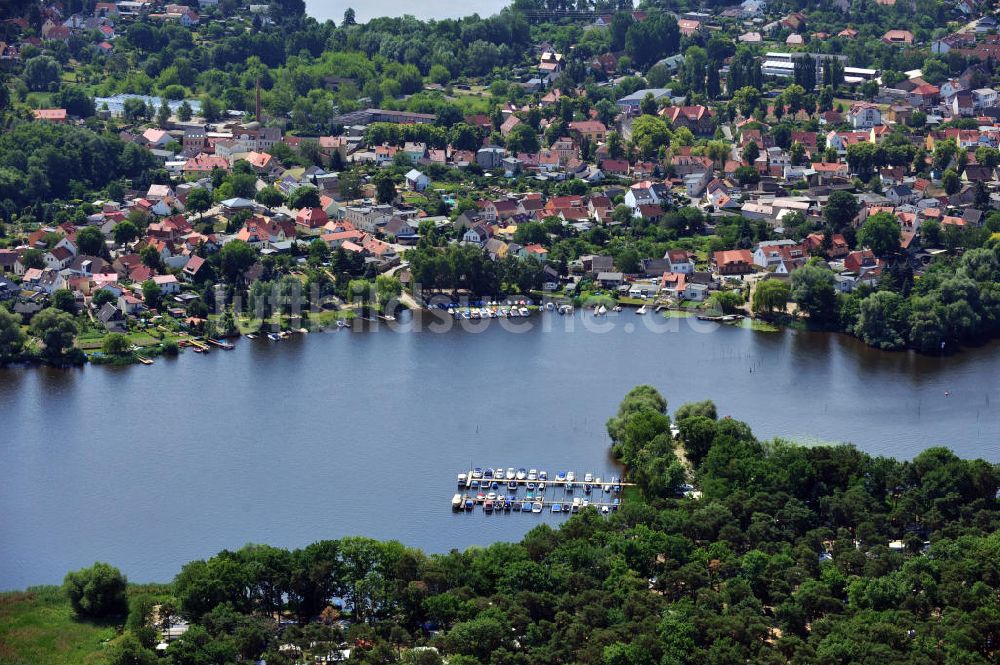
{"left": 0, "top": 587, "right": 115, "bottom": 665}
{"left": 76, "top": 330, "right": 183, "bottom": 352}
{"left": 739, "top": 318, "right": 781, "bottom": 332}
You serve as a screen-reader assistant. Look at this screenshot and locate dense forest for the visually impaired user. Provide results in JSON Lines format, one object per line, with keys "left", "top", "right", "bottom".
{"left": 54, "top": 387, "right": 1000, "bottom": 665}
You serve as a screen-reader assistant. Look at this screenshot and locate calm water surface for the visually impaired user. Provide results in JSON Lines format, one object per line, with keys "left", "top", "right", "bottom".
{"left": 2, "top": 312, "right": 999, "bottom": 589}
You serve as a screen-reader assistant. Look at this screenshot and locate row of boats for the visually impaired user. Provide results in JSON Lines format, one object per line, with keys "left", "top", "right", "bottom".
{"left": 459, "top": 468, "right": 623, "bottom": 495}
{"left": 449, "top": 305, "right": 531, "bottom": 319}
{"left": 451, "top": 493, "right": 619, "bottom": 514}
{"left": 246, "top": 322, "right": 349, "bottom": 341}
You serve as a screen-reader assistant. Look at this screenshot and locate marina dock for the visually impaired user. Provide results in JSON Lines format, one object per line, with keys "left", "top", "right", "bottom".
{"left": 451, "top": 466, "right": 632, "bottom": 515}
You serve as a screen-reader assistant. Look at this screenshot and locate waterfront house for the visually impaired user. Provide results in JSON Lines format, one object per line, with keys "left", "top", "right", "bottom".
{"left": 596, "top": 272, "right": 624, "bottom": 288}
{"left": 712, "top": 249, "right": 754, "bottom": 275}
{"left": 665, "top": 249, "right": 696, "bottom": 274}
{"left": 97, "top": 303, "right": 126, "bottom": 332}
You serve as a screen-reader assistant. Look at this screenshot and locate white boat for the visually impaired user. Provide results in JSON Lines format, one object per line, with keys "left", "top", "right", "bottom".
{"left": 527, "top": 469, "right": 537, "bottom": 480}
{"left": 452, "top": 494, "right": 463, "bottom": 510}
{"left": 505, "top": 467, "right": 515, "bottom": 480}
{"left": 471, "top": 309, "right": 481, "bottom": 319}
{"left": 267, "top": 333, "right": 281, "bottom": 341}
{"left": 566, "top": 471, "right": 576, "bottom": 482}
{"left": 636, "top": 305, "right": 647, "bottom": 315}
{"left": 539, "top": 471, "right": 548, "bottom": 480}
{"left": 516, "top": 468, "right": 527, "bottom": 480}
{"left": 246, "top": 333, "right": 257, "bottom": 339}
{"left": 571, "top": 497, "right": 581, "bottom": 512}
{"left": 601, "top": 505, "right": 610, "bottom": 514}
{"left": 531, "top": 502, "right": 543, "bottom": 513}
{"left": 584, "top": 473, "right": 594, "bottom": 483}
{"left": 545, "top": 301, "right": 554, "bottom": 310}
{"left": 597, "top": 305, "right": 607, "bottom": 316}
{"left": 538, "top": 482, "right": 546, "bottom": 492}
{"left": 337, "top": 319, "right": 347, "bottom": 328}
{"left": 457, "top": 473, "right": 467, "bottom": 485}
{"left": 519, "top": 306, "right": 529, "bottom": 316}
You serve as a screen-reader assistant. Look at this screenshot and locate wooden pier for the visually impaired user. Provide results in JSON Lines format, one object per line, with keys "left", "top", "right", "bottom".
{"left": 178, "top": 339, "right": 210, "bottom": 352}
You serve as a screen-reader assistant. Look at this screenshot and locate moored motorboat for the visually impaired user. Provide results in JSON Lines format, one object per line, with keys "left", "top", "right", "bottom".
{"left": 452, "top": 493, "right": 463, "bottom": 510}
{"left": 531, "top": 502, "right": 543, "bottom": 513}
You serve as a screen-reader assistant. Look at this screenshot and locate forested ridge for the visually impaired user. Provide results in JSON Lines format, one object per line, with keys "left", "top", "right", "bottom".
{"left": 44, "top": 387, "right": 1000, "bottom": 665}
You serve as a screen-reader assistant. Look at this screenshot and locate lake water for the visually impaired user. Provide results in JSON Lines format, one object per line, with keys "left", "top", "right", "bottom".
{"left": 2, "top": 311, "right": 999, "bottom": 590}
{"left": 305, "top": 0, "right": 511, "bottom": 24}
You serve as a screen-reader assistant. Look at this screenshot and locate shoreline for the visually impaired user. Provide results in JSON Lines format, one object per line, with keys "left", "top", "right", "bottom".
{"left": 0, "top": 302, "right": 977, "bottom": 370}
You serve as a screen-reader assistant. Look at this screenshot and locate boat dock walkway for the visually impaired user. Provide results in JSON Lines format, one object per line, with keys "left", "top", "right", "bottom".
{"left": 453, "top": 467, "right": 632, "bottom": 514}
{"left": 458, "top": 470, "right": 635, "bottom": 492}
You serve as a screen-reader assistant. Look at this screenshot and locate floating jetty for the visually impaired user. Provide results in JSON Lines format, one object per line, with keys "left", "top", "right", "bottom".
{"left": 696, "top": 314, "right": 744, "bottom": 323}
{"left": 452, "top": 467, "right": 632, "bottom": 514}
{"left": 206, "top": 338, "right": 235, "bottom": 350}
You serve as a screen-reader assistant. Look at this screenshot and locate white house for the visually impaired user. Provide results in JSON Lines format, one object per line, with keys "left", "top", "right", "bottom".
{"left": 152, "top": 274, "right": 180, "bottom": 295}
{"left": 973, "top": 88, "right": 998, "bottom": 110}
{"left": 752, "top": 239, "right": 798, "bottom": 267}
{"left": 462, "top": 224, "right": 491, "bottom": 245}
{"left": 624, "top": 182, "right": 670, "bottom": 210}
{"left": 404, "top": 169, "right": 430, "bottom": 192}
{"left": 849, "top": 103, "right": 882, "bottom": 129}
{"left": 44, "top": 246, "right": 74, "bottom": 270}
{"left": 664, "top": 249, "right": 695, "bottom": 274}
